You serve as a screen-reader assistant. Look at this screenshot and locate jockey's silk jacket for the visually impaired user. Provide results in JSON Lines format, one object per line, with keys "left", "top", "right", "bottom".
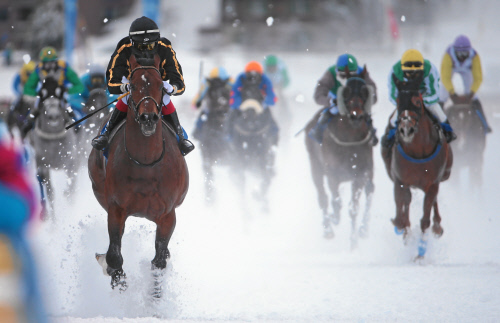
{"left": 314, "top": 65, "right": 378, "bottom": 108}
{"left": 388, "top": 59, "right": 440, "bottom": 107}
{"left": 106, "top": 36, "right": 185, "bottom": 96}
{"left": 440, "top": 46, "right": 482, "bottom": 95}
{"left": 23, "top": 60, "right": 84, "bottom": 97}
{"left": 229, "top": 73, "right": 276, "bottom": 109}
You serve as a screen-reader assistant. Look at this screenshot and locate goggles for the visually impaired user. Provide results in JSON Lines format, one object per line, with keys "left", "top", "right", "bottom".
{"left": 402, "top": 61, "right": 423, "bottom": 69}
{"left": 134, "top": 41, "right": 156, "bottom": 51}
{"left": 455, "top": 50, "right": 469, "bottom": 60}
{"left": 337, "top": 69, "right": 357, "bottom": 78}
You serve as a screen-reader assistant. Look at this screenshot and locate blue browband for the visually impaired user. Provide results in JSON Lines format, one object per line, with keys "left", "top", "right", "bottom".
{"left": 397, "top": 143, "right": 442, "bottom": 164}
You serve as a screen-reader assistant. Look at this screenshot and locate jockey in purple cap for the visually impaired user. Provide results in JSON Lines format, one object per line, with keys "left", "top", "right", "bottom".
{"left": 439, "top": 35, "right": 492, "bottom": 133}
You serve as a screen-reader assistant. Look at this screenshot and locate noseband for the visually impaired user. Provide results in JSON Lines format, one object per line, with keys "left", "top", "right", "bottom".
{"left": 127, "top": 66, "right": 163, "bottom": 122}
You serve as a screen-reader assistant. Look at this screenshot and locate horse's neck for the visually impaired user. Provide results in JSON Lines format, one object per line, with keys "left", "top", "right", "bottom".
{"left": 125, "top": 114, "right": 163, "bottom": 160}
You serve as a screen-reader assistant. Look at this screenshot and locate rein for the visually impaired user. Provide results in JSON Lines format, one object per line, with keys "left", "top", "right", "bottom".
{"left": 327, "top": 128, "right": 373, "bottom": 146}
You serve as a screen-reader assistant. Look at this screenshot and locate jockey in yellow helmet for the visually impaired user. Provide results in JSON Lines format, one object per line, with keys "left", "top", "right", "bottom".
{"left": 382, "top": 49, "right": 457, "bottom": 148}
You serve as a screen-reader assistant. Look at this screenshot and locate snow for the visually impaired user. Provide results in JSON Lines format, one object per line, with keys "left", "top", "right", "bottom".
{"left": 1, "top": 1, "right": 500, "bottom": 322}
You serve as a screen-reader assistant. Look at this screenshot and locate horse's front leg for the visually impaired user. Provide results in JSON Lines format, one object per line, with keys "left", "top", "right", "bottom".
{"left": 359, "top": 178, "right": 374, "bottom": 238}
{"left": 392, "top": 180, "right": 411, "bottom": 238}
{"left": 327, "top": 174, "right": 342, "bottom": 226}
{"left": 421, "top": 183, "right": 439, "bottom": 234}
{"left": 37, "top": 166, "right": 53, "bottom": 219}
{"left": 101, "top": 204, "right": 128, "bottom": 290}
{"left": 152, "top": 210, "right": 176, "bottom": 270}
{"left": 150, "top": 210, "right": 176, "bottom": 299}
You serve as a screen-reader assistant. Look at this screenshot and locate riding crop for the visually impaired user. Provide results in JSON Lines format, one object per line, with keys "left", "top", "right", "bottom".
{"left": 65, "top": 92, "right": 129, "bottom": 130}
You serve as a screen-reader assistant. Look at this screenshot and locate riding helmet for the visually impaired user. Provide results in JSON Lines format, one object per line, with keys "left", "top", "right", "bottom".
{"left": 336, "top": 54, "right": 358, "bottom": 72}
{"left": 453, "top": 35, "right": 471, "bottom": 51}
{"left": 39, "top": 46, "right": 58, "bottom": 62}
{"left": 264, "top": 55, "right": 278, "bottom": 67}
{"left": 244, "top": 61, "right": 264, "bottom": 74}
{"left": 401, "top": 49, "right": 424, "bottom": 71}
{"left": 208, "top": 67, "right": 230, "bottom": 80}
{"left": 129, "top": 16, "right": 160, "bottom": 44}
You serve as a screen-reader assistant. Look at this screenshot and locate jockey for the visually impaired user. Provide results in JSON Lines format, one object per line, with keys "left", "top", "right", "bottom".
{"left": 439, "top": 35, "right": 491, "bottom": 133}
{"left": 227, "top": 61, "right": 279, "bottom": 144}
{"left": 263, "top": 54, "right": 290, "bottom": 91}
{"left": 308, "top": 53, "right": 378, "bottom": 144}
{"left": 21, "top": 46, "right": 84, "bottom": 136}
{"left": 12, "top": 60, "right": 36, "bottom": 97}
{"left": 68, "top": 63, "right": 118, "bottom": 117}
{"left": 192, "top": 66, "right": 233, "bottom": 139}
{"left": 91, "top": 16, "right": 194, "bottom": 156}
{"left": 382, "top": 49, "right": 457, "bottom": 148}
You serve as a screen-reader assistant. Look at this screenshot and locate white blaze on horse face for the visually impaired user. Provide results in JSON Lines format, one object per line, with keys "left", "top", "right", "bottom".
{"left": 399, "top": 110, "right": 416, "bottom": 143}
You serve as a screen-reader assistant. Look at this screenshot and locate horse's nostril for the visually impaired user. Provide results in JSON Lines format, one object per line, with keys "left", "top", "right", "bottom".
{"left": 139, "top": 114, "right": 148, "bottom": 122}
{"left": 152, "top": 114, "right": 159, "bottom": 122}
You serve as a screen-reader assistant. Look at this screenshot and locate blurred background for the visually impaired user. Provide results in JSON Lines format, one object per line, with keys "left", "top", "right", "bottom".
{"left": 0, "top": 0, "right": 499, "bottom": 322}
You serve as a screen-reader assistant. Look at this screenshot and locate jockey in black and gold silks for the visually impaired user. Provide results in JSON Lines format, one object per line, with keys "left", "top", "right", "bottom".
{"left": 92, "top": 16, "right": 194, "bottom": 156}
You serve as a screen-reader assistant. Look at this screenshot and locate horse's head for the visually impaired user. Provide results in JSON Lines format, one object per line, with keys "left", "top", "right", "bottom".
{"left": 394, "top": 76, "right": 425, "bottom": 143}
{"left": 38, "top": 97, "right": 66, "bottom": 132}
{"left": 84, "top": 88, "right": 108, "bottom": 115}
{"left": 337, "top": 77, "right": 373, "bottom": 127}
{"left": 233, "top": 99, "right": 270, "bottom": 135}
{"left": 128, "top": 54, "right": 163, "bottom": 136}
{"left": 206, "top": 78, "right": 230, "bottom": 113}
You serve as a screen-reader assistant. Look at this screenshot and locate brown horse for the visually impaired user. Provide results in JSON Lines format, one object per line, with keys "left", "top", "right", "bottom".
{"left": 88, "top": 54, "right": 189, "bottom": 291}
{"left": 305, "top": 77, "right": 376, "bottom": 247}
{"left": 446, "top": 102, "right": 486, "bottom": 188}
{"left": 381, "top": 79, "right": 453, "bottom": 256}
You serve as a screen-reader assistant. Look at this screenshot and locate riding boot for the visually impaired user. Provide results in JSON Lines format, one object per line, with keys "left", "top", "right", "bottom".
{"left": 366, "top": 116, "right": 379, "bottom": 146}
{"left": 163, "top": 111, "right": 195, "bottom": 156}
{"left": 91, "top": 109, "right": 127, "bottom": 150}
{"left": 381, "top": 126, "right": 396, "bottom": 149}
{"left": 440, "top": 120, "right": 457, "bottom": 143}
{"left": 472, "top": 99, "right": 492, "bottom": 133}
{"left": 308, "top": 109, "right": 332, "bottom": 144}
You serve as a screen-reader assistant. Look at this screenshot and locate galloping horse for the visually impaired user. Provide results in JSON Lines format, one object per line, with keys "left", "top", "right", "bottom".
{"left": 305, "top": 77, "right": 376, "bottom": 246}
{"left": 228, "top": 99, "right": 278, "bottom": 211}
{"left": 445, "top": 102, "right": 486, "bottom": 188}
{"left": 28, "top": 77, "right": 79, "bottom": 217}
{"left": 193, "top": 77, "right": 231, "bottom": 203}
{"left": 88, "top": 55, "right": 189, "bottom": 291}
{"left": 381, "top": 77, "right": 453, "bottom": 257}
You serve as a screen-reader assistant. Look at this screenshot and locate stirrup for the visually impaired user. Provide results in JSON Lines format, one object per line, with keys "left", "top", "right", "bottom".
{"left": 179, "top": 139, "right": 195, "bottom": 156}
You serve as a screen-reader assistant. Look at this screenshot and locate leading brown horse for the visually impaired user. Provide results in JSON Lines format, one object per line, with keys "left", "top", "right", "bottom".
{"left": 381, "top": 78, "right": 452, "bottom": 257}
{"left": 88, "top": 54, "right": 189, "bottom": 291}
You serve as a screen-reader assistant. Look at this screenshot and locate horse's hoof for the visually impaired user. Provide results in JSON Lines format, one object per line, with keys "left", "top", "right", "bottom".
{"left": 394, "top": 226, "right": 405, "bottom": 235}
{"left": 330, "top": 213, "right": 340, "bottom": 226}
{"left": 323, "top": 225, "right": 334, "bottom": 239}
{"left": 358, "top": 225, "right": 369, "bottom": 239}
{"left": 432, "top": 225, "right": 444, "bottom": 238}
{"left": 110, "top": 269, "right": 127, "bottom": 292}
{"left": 95, "top": 253, "right": 109, "bottom": 276}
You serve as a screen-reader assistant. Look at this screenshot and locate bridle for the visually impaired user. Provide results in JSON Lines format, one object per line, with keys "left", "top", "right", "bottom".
{"left": 124, "top": 64, "right": 166, "bottom": 167}
{"left": 127, "top": 65, "right": 163, "bottom": 123}
{"left": 397, "top": 90, "right": 423, "bottom": 131}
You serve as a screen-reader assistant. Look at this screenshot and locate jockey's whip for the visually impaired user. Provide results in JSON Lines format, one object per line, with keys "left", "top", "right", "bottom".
{"left": 65, "top": 92, "right": 129, "bottom": 130}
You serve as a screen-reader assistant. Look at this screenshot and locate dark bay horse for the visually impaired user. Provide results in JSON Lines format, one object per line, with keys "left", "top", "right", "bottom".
{"left": 88, "top": 54, "right": 189, "bottom": 291}
{"left": 28, "top": 77, "right": 79, "bottom": 217}
{"left": 227, "top": 99, "right": 278, "bottom": 212}
{"left": 445, "top": 102, "right": 486, "bottom": 188}
{"left": 193, "top": 77, "right": 231, "bottom": 203}
{"left": 381, "top": 78, "right": 453, "bottom": 257}
{"left": 305, "top": 77, "right": 376, "bottom": 246}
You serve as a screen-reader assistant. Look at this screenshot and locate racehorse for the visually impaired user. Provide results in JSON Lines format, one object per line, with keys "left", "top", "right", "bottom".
{"left": 193, "top": 77, "right": 231, "bottom": 203}
{"left": 227, "top": 99, "right": 278, "bottom": 212}
{"left": 305, "top": 77, "right": 376, "bottom": 246}
{"left": 381, "top": 77, "right": 453, "bottom": 257}
{"left": 88, "top": 54, "right": 189, "bottom": 292}
{"left": 445, "top": 102, "right": 486, "bottom": 188}
{"left": 27, "top": 77, "right": 79, "bottom": 218}
{"left": 81, "top": 88, "right": 111, "bottom": 145}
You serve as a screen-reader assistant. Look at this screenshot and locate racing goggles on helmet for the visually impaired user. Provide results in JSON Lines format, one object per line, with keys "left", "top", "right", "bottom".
{"left": 402, "top": 61, "right": 423, "bottom": 70}
{"left": 134, "top": 42, "right": 156, "bottom": 51}
{"left": 455, "top": 50, "right": 469, "bottom": 60}
{"left": 337, "top": 69, "right": 358, "bottom": 78}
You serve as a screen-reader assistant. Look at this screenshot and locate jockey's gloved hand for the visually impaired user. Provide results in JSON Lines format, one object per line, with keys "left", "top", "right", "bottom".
{"left": 195, "top": 100, "right": 202, "bottom": 108}
{"left": 120, "top": 83, "right": 130, "bottom": 93}
{"left": 40, "top": 88, "right": 48, "bottom": 99}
